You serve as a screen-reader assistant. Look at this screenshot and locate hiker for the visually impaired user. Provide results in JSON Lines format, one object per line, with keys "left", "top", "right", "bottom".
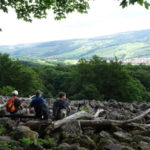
{"left": 6, "top": 90, "right": 29, "bottom": 115}
{"left": 30, "top": 90, "right": 49, "bottom": 120}
{"left": 53, "top": 92, "right": 71, "bottom": 120}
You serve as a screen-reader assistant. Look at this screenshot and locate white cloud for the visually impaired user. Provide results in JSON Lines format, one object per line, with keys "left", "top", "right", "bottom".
{"left": 0, "top": 0, "right": 150, "bottom": 45}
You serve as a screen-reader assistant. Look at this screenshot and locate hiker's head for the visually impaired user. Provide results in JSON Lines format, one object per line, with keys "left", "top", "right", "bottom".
{"left": 36, "top": 90, "right": 43, "bottom": 97}
{"left": 12, "top": 90, "right": 18, "bottom": 97}
{"left": 58, "top": 92, "right": 66, "bottom": 100}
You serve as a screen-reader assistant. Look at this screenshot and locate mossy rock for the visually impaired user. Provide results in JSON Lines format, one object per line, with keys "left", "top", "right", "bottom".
{"left": 96, "top": 139, "right": 113, "bottom": 150}
{"left": 77, "top": 135, "right": 96, "bottom": 150}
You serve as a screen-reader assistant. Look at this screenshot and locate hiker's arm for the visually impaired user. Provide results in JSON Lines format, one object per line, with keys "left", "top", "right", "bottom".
{"left": 64, "top": 101, "right": 71, "bottom": 112}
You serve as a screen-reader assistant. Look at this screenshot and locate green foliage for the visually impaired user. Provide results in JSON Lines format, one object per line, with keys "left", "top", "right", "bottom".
{"left": 0, "top": 54, "right": 44, "bottom": 96}
{"left": 0, "top": 0, "right": 89, "bottom": 22}
{"left": 37, "top": 138, "right": 57, "bottom": 147}
{"left": 0, "top": 86, "right": 15, "bottom": 96}
{"left": 68, "top": 56, "right": 148, "bottom": 102}
{"left": 19, "top": 138, "right": 34, "bottom": 147}
{"left": 19, "top": 138, "right": 57, "bottom": 149}
{"left": 120, "top": 0, "right": 150, "bottom": 9}
{"left": 80, "top": 106, "right": 89, "bottom": 112}
{"left": 1, "top": 53, "right": 150, "bottom": 102}
{"left": 0, "top": 142, "right": 11, "bottom": 148}
{"left": 0, "top": 125, "right": 6, "bottom": 136}
{"left": 0, "top": 0, "right": 148, "bottom": 26}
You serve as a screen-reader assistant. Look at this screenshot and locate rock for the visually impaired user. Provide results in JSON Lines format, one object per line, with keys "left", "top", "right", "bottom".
{"left": 24, "top": 144, "right": 44, "bottom": 150}
{"left": 106, "top": 111, "right": 125, "bottom": 120}
{"left": 138, "top": 141, "right": 150, "bottom": 150}
{"left": 23, "top": 120, "right": 52, "bottom": 131}
{"left": 14, "top": 147, "right": 23, "bottom": 150}
{"left": 55, "top": 143, "right": 79, "bottom": 150}
{"left": 113, "top": 131, "right": 132, "bottom": 142}
{"left": 99, "top": 131, "right": 111, "bottom": 138}
{"left": 0, "top": 147, "right": 10, "bottom": 150}
{"left": 62, "top": 120, "right": 82, "bottom": 137}
{"left": 96, "top": 138, "right": 114, "bottom": 150}
{"left": 133, "top": 135, "right": 150, "bottom": 143}
{"left": 0, "top": 108, "right": 6, "bottom": 116}
{"left": 0, "top": 118, "right": 16, "bottom": 129}
{"left": 0, "top": 136, "right": 12, "bottom": 141}
{"left": 103, "top": 143, "right": 134, "bottom": 150}
{"left": 78, "top": 135, "right": 96, "bottom": 150}
{"left": 83, "top": 127, "right": 95, "bottom": 136}
{"left": 78, "top": 148, "right": 88, "bottom": 150}
{"left": 13, "top": 126, "right": 38, "bottom": 141}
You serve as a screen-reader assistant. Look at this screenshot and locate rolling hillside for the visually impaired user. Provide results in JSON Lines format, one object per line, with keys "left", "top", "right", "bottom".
{"left": 0, "top": 29, "right": 150, "bottom": 64}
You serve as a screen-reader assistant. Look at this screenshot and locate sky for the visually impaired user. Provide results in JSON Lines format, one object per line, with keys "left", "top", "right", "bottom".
{"left": 0, "top": 0, "right": 150, "bottom": 45}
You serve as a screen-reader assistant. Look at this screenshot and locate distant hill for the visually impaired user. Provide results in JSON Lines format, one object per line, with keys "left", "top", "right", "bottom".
{"left": 0, "top": 29, "right": 150, "bottom": 64}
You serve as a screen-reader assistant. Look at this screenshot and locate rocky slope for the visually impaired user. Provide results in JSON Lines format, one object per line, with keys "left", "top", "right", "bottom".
{"left": 0, "top": 98, "right": 150, "bottom": 150}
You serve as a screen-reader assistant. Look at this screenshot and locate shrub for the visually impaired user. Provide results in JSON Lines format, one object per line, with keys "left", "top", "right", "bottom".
{"left": 37, "top": 138, "right": 57, "bottom": 148}
{"left": 19, "top": 138, "right": 34, "bottom": 147}
{"left": 0, "top": 86, "right": 15, "bottom": 96}
{"left": 0, "top": 125, "right": 6, "bottom": 135}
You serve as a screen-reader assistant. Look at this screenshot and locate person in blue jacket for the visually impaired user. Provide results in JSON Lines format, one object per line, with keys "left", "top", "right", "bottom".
{"left": 30, "top": 90, "right": 49, "bottom": 120}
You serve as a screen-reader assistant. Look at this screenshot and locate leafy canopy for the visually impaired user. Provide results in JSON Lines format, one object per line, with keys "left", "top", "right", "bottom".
{"left": 0, "top": 0, "right": 149, "bottom": 22}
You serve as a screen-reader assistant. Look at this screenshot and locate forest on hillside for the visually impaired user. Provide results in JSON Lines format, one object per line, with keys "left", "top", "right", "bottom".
{"left": 0, "top": 53, "right": 150, "bottom": 102}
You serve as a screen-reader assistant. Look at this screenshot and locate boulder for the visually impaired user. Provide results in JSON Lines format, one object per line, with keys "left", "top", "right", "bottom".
{"left": 113, "top": 131, "right": 132, "bottom": 142}
{"left": 0, "top": 136, "right": 12, "bottom": 141}
{"left": 133, "top": 135, "right": 150, "bottom": 143}
{"left": 78, "top": 135, "right": 96, "bottom": 150}
{"left": 0, "top": 147, "right": 10, "bottom": 150}
{"left": 0, "top": 118, "right": 16, "bottom": 129}
{"left": 138, "top": 141, "right": 150, "bottom": 150}
{"left": 13, "top": 126, "right": 38, "bottom": 141}
{"left": 106, "top": 111, "right": 125, "bottom": 120}
{"left": 99, "top": 131, "right": 111, "bottom": 138}
{"left": 24, "top": 144, "right": 44, "bottom": 150}
{"left": 103, "top": 143, "right": 134, "bottom": 150}
{"left": 62, "top": 120, "right": 82, "bottom": 137}
{"left": 55, "top": 143, "right": 79, "bottom": 150}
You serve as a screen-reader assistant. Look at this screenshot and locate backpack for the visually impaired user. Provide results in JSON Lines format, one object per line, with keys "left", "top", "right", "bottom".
{"left": 53, "top": 100, "right": 60, "bottom": 119}
{"left": 6, "top": 98, "right": 16, "bottom": 113}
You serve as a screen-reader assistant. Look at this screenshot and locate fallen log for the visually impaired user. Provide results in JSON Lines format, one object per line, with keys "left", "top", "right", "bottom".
{"left": 0, "top": 114, "right": 36, "bottom": 119}
{"left": 94, "top": 109, "right": 104, "bottom": 118}
{"left": 80, "top": 108, "right": 150, "bottom": 127}
{"left": 52, "top": 108, "right": 150, "bottom": 129}
{"left": 53, "top": 111, "right": 94, "bottom": 129}
{"left": 22, "top": 108, "right": 150, "bottom": 132}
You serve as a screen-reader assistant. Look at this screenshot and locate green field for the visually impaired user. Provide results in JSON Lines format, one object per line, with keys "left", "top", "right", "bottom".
{"left": 0, "top": 29, "right": 150, "bottom": 64}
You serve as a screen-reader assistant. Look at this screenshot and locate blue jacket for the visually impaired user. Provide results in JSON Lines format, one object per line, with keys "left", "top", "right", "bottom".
{"left": 30, "top": 96, "right": 47, "bottom": 108}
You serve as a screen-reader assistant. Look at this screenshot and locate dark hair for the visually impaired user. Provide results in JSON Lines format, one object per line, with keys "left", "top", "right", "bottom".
{"left": 36, "top": 90, "right": 43, "bottom": 96}
{"left": 59, "top": 92, "right": 66, "bottom": 98}
{"left": 36, "top": 93, "right": 40, "bottom": 96}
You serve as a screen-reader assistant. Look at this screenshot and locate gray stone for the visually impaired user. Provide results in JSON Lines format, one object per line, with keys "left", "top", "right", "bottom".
{"left": 24, "top": 144, "right": 44, "bottom": 150}
{"left": 138, "top": 141, "right": 150, "bottom": 150}
{"left": 104, "top": 143, "right": 134, "bottom": 150}
{"left": 62, "top": 120, "right": 82, "bottom": 137}
{"left": 78, "top": 135, "right": 96, "bottom": 150}
{"left": 99, "top": 131, "right": 111, "bottom": 138}
{"left": 13, "top": 126, "right": 38, "bottom": 141}
{"left": 113, "top": 131, "right": 132, "bottom": 142}
{"left": 55, "top": 143, "right": 79, "bottom": 150}
{"left": 0, "top": 136, "right": 12, "bottom": 141}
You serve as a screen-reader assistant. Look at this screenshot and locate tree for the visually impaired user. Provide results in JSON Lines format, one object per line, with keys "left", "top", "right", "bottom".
{"left": 0, "top": 0, "right": 149, "bottom": 24}
{"left": 0, "top": 53, "right": 44, "bottom": 96}
{"left": 69, "top": 56, "right": 147, "bottom": 101}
